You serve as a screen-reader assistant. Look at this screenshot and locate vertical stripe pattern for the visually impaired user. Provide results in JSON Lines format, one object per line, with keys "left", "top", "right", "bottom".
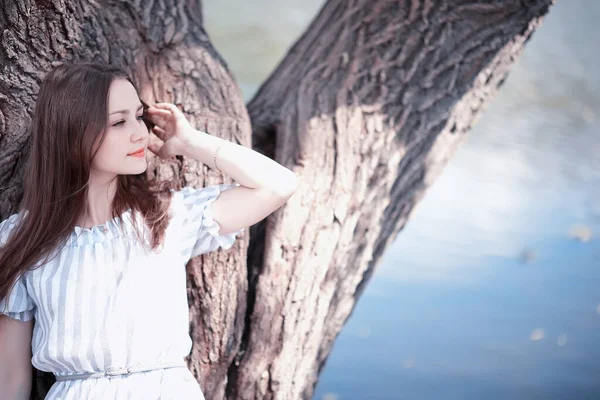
{"left": 0, "top": 184, "right": 242, "bottom": 399}
{"left": 178, "top": 183, "right": 245, "bottom": 262}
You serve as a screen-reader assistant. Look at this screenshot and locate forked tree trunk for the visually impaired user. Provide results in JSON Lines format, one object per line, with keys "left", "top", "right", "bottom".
{"left": 0, "top": 1, "right": 554, "bottom": 399}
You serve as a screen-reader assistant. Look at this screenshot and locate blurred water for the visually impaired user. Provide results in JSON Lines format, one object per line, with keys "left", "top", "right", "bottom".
{"left": 204, "top": 1, "right": 600, "bottom": 399}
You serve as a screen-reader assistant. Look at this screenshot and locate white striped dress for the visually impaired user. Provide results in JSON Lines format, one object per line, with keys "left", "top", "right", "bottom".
{"left": 0, "top": 183, "right": 244, "bottom": 400}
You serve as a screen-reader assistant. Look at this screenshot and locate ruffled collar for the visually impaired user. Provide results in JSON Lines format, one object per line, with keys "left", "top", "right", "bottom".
{"left": 5, "top": 208, "right": 144, "bottom": 251}
{"left": 67, "top": 208, "right": 133, "bottom": 247}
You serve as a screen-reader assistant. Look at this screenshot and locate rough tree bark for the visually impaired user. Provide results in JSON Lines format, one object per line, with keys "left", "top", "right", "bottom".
{"left": 234, "top": 1, "right": 556, "bottom": 399}
{"left": 0, "top": 0, "right": 554, "bottom": 399}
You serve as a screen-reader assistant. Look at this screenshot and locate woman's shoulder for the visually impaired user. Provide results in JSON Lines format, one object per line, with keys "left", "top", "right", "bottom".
{"left": 0, "top": 211, "right": 26, "bottom": 245}
{"left": 0, "top": 212, "right": 17, "bottom": 225}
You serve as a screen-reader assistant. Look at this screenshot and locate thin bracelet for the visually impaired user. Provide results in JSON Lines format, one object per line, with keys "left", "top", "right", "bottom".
{"left": 213, "top": 143, "right": 222, "bottom": 173}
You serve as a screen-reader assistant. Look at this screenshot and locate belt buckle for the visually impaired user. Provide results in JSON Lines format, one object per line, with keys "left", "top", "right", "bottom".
{"left": 105, "top": 366, "right": 130, "bottom": 376}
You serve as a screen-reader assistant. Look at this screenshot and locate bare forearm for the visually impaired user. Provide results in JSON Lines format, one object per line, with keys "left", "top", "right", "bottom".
{"left": 0, "top": 375, "right": 31, "bottom": 400}
{"left": 181, "top": 130, "right": 297, "bottom": 194}
{"left": 0, "top": 316, "right": 34, "bottom": 400}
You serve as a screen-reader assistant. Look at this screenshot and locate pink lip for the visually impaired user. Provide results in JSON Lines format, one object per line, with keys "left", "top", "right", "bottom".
{"left": 128, "top": 148, "right": 145, "bottom": 157}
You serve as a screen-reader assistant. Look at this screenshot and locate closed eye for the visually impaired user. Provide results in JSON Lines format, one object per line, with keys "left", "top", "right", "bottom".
{"left": 112, "top": 115, "right": 144, "bottom": 127}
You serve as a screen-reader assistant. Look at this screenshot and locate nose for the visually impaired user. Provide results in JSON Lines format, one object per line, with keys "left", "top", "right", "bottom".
{"left": 131, "top": 118, "right": 149, "bottom": 143}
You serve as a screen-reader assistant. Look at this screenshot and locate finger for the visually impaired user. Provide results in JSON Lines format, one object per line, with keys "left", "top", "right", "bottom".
{"left": 152, "top": 125, "right": 165, "bottom": 134}
{"left": 149, "top": 134, "right": 172, "bottom": 158}
{"left": 149, "top": 132, "right": 164, "bottom": 145}
{"left": 146, "top": 108, "right": 171, "bottom": 119}
{"left": 153, "top": 103, "right": 183, "bottom": 116}
{"left": 152, "top": 125, "right": 166, "bottom": 139}
{"left": 148, "top": 137, "right": 175, "bottom": 160}
{"left": 150, "top": 115, "right": 166, "bottom": 129}
{"left": 147, "top": 140, "right": 162, "bottom": 156}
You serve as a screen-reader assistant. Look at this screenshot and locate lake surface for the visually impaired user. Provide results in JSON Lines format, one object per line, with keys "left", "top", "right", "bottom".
{"left": 204, "top": 1, "right": 600, "bottom": 398}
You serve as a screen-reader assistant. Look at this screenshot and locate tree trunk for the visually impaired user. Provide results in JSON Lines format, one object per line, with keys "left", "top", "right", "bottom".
{"left": 230, "top": 0, "right": 555, "bottom": 398}
{"left": 0, "top": 1, "right": 554, "bottom": 400}
{"left": 1, "top": 1, "right": 250, "bottom": 398}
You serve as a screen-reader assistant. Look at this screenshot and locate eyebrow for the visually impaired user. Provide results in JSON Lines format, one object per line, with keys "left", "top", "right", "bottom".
{"left": 109, "top": 104, "right": 144, "bottom": 115}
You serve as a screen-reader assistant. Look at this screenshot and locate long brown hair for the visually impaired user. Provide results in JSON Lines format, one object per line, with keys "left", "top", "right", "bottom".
{"left": 0, "top": 62, "right": 175, "bottom": 307}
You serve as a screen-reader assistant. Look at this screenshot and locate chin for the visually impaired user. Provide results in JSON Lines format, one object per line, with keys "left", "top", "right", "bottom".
{"left": 121, "top": 162, "right": 148, "bottom": 175}
{"left": 132, "top": 164, "right": 148, "bottom": 175}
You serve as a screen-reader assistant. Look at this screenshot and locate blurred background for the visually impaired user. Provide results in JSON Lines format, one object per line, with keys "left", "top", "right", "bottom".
{"left": 204, "top": 1, "right": 600, "bottom": 399}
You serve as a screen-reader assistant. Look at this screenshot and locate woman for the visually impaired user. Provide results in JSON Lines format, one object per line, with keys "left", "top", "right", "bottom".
{"left": 0, "top": 62, "right": 297, "bottom": 399}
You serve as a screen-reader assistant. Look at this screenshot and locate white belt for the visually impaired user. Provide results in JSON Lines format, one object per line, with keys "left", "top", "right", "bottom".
{"left": 54, "top": 360, "right": 187, "bottom": 382}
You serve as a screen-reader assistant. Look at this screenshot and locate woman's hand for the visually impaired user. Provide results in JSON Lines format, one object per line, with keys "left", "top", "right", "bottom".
{"left": 146, "top": 103, "right": 195, "bottom": 159}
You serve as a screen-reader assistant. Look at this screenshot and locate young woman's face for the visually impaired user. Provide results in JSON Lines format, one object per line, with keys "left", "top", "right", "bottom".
{"left": 91, "top": 78, "right": 149, "bottom": 177}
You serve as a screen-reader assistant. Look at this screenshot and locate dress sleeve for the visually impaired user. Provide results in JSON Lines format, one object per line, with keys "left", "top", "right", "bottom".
{"left": 0, "top": 275, "right": 36, "bottom": 322}
{"left": 177, "top": 183, "right": 245, "bottom": 262}
{"left": 0, "top": 214, "right": 36, "bottom": 322}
